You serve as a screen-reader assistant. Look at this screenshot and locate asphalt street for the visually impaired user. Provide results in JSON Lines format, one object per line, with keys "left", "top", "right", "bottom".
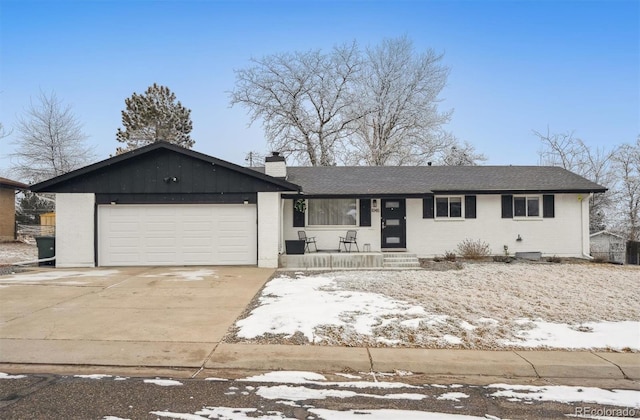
{"left": 1, "top": 371, "right": 638, "bottom": 419}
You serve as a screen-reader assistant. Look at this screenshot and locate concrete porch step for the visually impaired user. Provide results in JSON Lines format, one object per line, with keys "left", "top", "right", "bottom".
{"left": 383, "top": 253, "right": 420, "bottom": 268}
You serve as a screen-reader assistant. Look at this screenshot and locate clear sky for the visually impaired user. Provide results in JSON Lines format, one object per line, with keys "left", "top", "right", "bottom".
{"left": 0, "top": 0, "right": 638, "bottom": 177}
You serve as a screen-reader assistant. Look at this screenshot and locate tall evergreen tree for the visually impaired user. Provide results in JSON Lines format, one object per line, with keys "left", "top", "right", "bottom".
{"left": 116, "top": 83, "right": 194, "bottom": 154}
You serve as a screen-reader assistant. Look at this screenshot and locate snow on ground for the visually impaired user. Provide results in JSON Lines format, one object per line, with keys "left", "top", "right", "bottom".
{"left": 140, "top": 371, "right": 640, "bottom": 420}
{"left": 0, "top": 241, "right": 37, "bottom": 265}
{"left": 232, "top": 263, "right": 640, "bottom": 350}
{"left": 75, "top": 374, "right": 113, "bottom": 380}
{"left": 143, "top": 268, "right": 218, "bottom": 281}
{"left": 487, "top": 384, "right": 640, "bottom": 409}
{"left": 0, "top": 269, "right": 120, "bottom": 284}
{"left": 0, "top": 372, "right": 26, "bottom": 379}
{"left": 143, "top": 379, "right": 183, "bottom": 387}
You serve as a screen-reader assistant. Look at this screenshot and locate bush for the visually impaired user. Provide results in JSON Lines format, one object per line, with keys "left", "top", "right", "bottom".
{"left": 443, "top": 251, "right": 457, "bottom": 262}
{"left": 456, "top": 239, "right": 491, "bottom": 260}
{"left": 546, "top": 255, "right": 562, "bottom": 263}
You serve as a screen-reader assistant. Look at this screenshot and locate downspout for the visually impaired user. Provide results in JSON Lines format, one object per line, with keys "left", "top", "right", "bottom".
{"left": 13, "top": 256, "right": 55, "bottom": 266}
{"left": 280, "top": 193, "right": 285, "bottom": 255}
{"left": 582, "top": 193, "right": 594, "bottom": 260}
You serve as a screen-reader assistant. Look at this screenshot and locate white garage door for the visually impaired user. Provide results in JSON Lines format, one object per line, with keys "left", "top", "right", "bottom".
{"left": 98, "top": 204, "right": 257, "bottom": 266}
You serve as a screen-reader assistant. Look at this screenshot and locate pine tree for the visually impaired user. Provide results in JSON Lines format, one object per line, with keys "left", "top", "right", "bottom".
{"left": 116, "top": 83, "right": 194, "bottom": 154}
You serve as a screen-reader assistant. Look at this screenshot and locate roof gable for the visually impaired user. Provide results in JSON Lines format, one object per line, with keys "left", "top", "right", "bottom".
{"left": 30, "top": 141, "right": 300, "bottom": 194}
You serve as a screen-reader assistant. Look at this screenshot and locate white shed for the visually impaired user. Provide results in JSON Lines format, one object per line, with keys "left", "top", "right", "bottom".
{"left": 590, "top": 231, "right": 626, "bottom": 263}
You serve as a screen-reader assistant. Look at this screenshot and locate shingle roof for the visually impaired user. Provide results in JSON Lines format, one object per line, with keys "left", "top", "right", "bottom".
{"left": 0, "top": 177, "right": 28, "bottom": 190}
{"left": 263, "top": 165, "right": 606, "bottom": 195}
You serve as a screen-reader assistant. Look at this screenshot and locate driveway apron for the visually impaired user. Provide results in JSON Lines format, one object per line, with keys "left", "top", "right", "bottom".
{"left": 0, "top": 266, "right": 273, "bottom": 368}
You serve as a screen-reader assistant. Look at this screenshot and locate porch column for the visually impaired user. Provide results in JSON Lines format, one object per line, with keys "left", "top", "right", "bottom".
{"left": 258, "top": 192, "right": 281, "bottom": 268}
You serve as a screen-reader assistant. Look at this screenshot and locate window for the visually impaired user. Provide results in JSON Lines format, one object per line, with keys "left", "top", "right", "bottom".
{"left": 436, "top": 196, "right": 463, "bottom": 218}
{"left": 514, "top": 196, "right": 540, "bottom": 217}
{"left": 308, "top": 198, "right": 357, "bottom": 226}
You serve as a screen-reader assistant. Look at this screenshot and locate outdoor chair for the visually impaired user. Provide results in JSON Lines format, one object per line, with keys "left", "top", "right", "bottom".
{"left": 298, "top": 230, "right": 317, "bottom": 252}
{"left": 339, "top": 230, "right": 359, "bottom": 252}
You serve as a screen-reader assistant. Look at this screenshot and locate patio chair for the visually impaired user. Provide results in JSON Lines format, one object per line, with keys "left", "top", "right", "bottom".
{"left": 298, "top": 230, "right": 317, "bottom": 252}
{"left": 339, "top": 230, "right": 359, "bottom": 252}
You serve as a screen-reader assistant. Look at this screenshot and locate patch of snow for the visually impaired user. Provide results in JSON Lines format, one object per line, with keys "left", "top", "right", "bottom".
{"left": 0, "top": 372, "right": 26, "bottom": 379}
{"left": 487, "top": 384, "right": 640, "bottom": 408}
{"left": 309, "top": 409, "right": 496, "bottom": 419}
{"left": 256, "top": 385, "right": 425, "bottom": 401}
{"left": 257, "top": 385, "right": 357, "bottom": 400}
{"left": 0, "top": 269, "right": 119, "bottom": 283}
{"left": 460, "top": 321, "right": 476, "bottom": 331}
{"left": 437, "top": 392, "right": 470, "bottom": 401}
{"left": 501, "top": 320, "right": 640, "bottom": 351}
{"left": 144, "top": 268, "right": 217, "bottom": 282}
{"left": 442, "top": 334, "right": 463, "bottom": 345}
{"left": 75, "top": 374, "right": 112, "bottom": 379}
{"left": 240, "top": 371, "right": 327, "bottom": 383}
{"left": 102, "top": 417, "right": 131, "bottom": 420}
{"left": 114, "top": 376, "right": 128, "bottom": 381}
{"left": 240, "top": 370, "right": 417, "bottom": 389}
{"left": 430, "top": 384, "right": 448, "bottom": 388}
{"left": 235, "top": 274, "right": 430, "bottom": 342}
{"left": 394, "top": 370, "right": 414, "bottom": 376}
{"left": 143, "top": 379, "right": 183, "bottom": 387}
{"left": 204, "top": 377, "right": 229, "bottom": 381}
{"left": 335, "top": 373, "right": 362, "bottom": 379}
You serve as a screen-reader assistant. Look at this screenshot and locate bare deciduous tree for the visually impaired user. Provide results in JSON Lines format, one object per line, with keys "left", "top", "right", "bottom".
{"left": 348, "top": 37, "right": 453, "bottom": 166}
{"left": 534, "top": 128, "right": 615, "bottom": 233}
{"left": 11, "top": 91, "right": 95, "bottom": 183}
{"left": 230, "top": 38, "right": 465, "bottom": 167}
{"left": 438, "top": 140, "right": 487, "bottom": 166}
{"left": 231, "top": 43, "right": 361, "bottom": 166}
{"left": 611, "top": 138, "right": 640, "bottom": 240}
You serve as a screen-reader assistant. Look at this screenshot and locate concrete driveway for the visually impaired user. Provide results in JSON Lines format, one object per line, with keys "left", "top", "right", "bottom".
{"left": 0, "top": 266, "right": 274, "bottom": 370}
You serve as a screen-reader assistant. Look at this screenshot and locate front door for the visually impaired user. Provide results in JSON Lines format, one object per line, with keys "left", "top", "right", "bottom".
{"left": 381, "top": 199, "right": 406, "bottom": 249}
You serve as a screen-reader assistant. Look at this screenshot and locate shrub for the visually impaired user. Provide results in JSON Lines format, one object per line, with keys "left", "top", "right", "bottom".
{"left": 443, "top": 251, "right": 457, "bottom": 262}
{"left": 546, "top": 255, "right": 562, "bottom": 263}
{"left": 456, "top": 239, "right": 491, "bottom": 260}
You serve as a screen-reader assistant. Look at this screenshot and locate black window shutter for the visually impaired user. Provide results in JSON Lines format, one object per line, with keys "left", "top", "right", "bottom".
{"left": 543, "top": 194, "right": 555, "bottom": 218}
{"left": 501, "top": 195, "right": 513, "bottom": 218}
{"left": 465, "top": 195, "right": 477, "bottom": 219}
{"left": 359, "top": 199, "right": 371, "bottom": 227}
{"left": 293, "top": 200, "right": 305, "bottom": 227}
{"left": 423, "top": 195, "right": 434, "bottom": 219}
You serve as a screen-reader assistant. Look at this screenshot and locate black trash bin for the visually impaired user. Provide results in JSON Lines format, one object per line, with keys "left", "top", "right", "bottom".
{"left": 35, "top": 236, "right": 56, "bottom": 266}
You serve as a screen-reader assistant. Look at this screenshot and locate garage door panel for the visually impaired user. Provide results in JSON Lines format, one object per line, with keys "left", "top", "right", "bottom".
{"left": 98, "top": 204, "right": 256, "bottom": 266}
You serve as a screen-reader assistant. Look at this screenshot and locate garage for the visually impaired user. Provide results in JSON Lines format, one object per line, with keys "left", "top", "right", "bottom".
{"left": 98, "top": 204, "right": 257, "bottom": 266}
{"left": 29, "top": 141, "right": 300, "bottom": 268}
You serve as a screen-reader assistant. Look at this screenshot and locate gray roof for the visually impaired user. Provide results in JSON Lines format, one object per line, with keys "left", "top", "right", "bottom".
{"left": 256, "top": 165, "right": 607, "bottom": 196}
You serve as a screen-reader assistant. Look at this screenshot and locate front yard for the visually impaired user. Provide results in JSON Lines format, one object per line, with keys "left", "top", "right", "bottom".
{"left": 229, "top": 261, "right": 640, "bottom": 351}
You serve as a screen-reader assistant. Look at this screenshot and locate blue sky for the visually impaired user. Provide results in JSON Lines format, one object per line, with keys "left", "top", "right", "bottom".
{"left": 0, "top": 0, "right": 638, "bottom": 176}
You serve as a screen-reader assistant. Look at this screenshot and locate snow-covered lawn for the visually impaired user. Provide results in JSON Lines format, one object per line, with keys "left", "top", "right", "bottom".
{"left": 231, "top": 262, "right": 640, "bottom": 351}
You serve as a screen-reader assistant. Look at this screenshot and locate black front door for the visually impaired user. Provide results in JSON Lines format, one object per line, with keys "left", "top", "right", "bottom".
{"left": 381, "top": 199, "right": 406, "bottom": 249}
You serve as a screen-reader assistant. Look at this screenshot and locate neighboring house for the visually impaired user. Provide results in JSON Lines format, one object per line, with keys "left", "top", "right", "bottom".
{"left": 0, "top": 177, "right": 28, "bottom": 242}
{"left": 590, "top": 231, "right": 626, "bottom": 264}
{"left": 30, "top": 142, "right": 607, "bottom": 268}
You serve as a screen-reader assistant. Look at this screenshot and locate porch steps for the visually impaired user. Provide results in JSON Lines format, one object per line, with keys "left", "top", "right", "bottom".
{"left": 383, "top": 253, "right": 421, "bottom": 268}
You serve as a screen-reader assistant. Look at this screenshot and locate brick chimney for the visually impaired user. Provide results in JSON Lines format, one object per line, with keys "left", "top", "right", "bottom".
{"left": 265, "top": 152, "right": 286, "bottom": 178}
